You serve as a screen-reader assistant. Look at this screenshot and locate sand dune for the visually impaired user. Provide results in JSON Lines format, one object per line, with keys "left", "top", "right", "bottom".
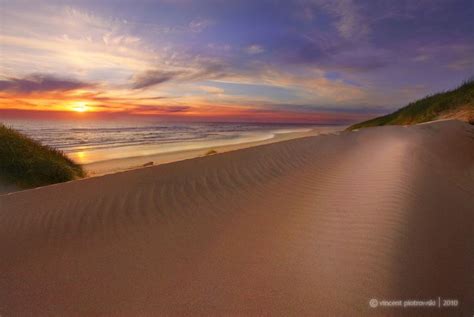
{"left": 0, "top": 120, "right": 473, "bottom": 316}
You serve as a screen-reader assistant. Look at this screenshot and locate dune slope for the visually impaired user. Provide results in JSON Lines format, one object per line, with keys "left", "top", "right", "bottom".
{"left": 0, "top": 120, "right": 473, "bottom": 316}
{"left": 348, "top": 79, "right": 474, "bottom": 130}
{"left": 0, "top": 124, "right": 84, "bottom": 190}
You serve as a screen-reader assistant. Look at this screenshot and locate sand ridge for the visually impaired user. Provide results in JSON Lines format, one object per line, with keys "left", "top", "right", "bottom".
{"left": 0, "top": 120, "right": 473, "bottom": 316}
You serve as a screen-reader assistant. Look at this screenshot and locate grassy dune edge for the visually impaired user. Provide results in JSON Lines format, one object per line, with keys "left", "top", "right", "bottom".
{"left": 0, "top": 125, "right": 84, "bottom": 189}
{"left": 348, "top": 79, "right": 474, "bottom": 130}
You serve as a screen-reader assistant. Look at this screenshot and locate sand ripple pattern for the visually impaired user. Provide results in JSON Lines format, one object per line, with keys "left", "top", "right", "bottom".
{"left": 0, "top": 120, "right": 473, "bottom": 316}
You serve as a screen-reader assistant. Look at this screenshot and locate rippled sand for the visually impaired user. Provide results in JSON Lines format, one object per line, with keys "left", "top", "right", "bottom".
{"left": 0, "top": 120, "right": 473, "bottom": 316}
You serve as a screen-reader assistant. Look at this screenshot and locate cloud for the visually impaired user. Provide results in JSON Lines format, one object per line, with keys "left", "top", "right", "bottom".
{"left": 130, "top": 104, "right": 191, "bottom": 114}
{"left": 0, "top": 5, "right": 157, "bottom": 86}
{"left": 189, "top": 18, "right": 214, "bottom": 32}
{"left": 131, "top": 61, "right": 229, "bottom": 89}
{"left": 2, "top": 0, "right": 472, "bottom": 120}
{"left": 245, "top": 44, "right": 265, "bottom": 55}
{"left": 132, "top": 70, "right": 185, "bottom": 89}
{"left": 0, "top": 74, "right": 95, "bottom": 94}
{"left": 314, "top": 0, "right": 370, "bottom": 41}
{"left": 208, "top": 43, "right": 232, "bottom": 51}
{"left": 187, "top": 62, "right": 229, "bottom": 80}
{"left": 198, "top": 86, "right": 225, "bottom": 94}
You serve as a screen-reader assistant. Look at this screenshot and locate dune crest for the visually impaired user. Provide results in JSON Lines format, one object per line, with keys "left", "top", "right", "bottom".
{"left": 0, "top": 120, "right": 473, "bottom": 316}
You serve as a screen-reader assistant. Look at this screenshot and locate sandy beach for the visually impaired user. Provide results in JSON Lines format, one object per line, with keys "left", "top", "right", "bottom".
{"left": 83, "top": 127, "right": 338, "bottom": 176}
{"left": 0, "top": 120, "right": 473, "bottom": 316}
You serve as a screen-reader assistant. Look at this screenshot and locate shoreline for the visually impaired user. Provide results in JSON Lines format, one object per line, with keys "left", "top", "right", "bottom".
{"left": 82, "top": 126, "right": 342, "bottom": 176}
{"left": 0, "top": 126, "right": 342, "bottom": 195}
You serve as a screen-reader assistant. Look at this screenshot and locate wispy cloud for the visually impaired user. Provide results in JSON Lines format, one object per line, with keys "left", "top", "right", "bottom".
{"left": 0, "top": 74, "right": 95, "bottom": 94}
{"left": 0, "top": 6, "right": 154, "bottom": 82}
{"left": 245, "top": 44, "right": 265, "bottom": 55}
{"left": 314, "top": 0, "right": 370, "bottom": 41}
{"left": 1, "top": 0, "right": 473, "bottom": 122}
{"left": 132, "top": 70, "right": 184, "bottom": 89}
{"left": 188, "top": 18, "right": 214, "bottom": 32}
{"left": 198, "top": 86, "right": 225, "bottom": 94}
{"left": 131, "top": 61, "right": 229, "bottom": 89}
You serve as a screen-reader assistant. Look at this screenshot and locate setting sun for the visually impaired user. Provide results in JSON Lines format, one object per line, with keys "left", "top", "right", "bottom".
{"left": 72, "top": 101, "right": 89, "bottom": 113}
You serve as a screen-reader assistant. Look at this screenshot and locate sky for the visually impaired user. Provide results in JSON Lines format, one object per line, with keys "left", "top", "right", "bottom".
{"left": 0, "top": 0, "right": 473, "bottom": 124}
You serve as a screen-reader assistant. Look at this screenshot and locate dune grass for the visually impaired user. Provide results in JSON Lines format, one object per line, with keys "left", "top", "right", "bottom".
{"left": 348, "top": 79, "right": 474, "bottom": 130}
{"left": 0, "top": 124, "right": 84, "bottom": 189}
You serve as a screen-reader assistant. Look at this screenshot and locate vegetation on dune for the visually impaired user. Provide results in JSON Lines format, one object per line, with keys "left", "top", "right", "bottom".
{"left": 0, "top": 124, "right": 84, "bottom": 189}
{"left": 348, "top": 79, "right": 474, "bottom": 130}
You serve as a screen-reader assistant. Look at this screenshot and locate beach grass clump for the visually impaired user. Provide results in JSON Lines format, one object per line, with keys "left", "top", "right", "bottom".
{"left": 205, "top": 149, "right": 218, "bottom": 156}
{"left": 348, "top": 78, "right": 474, "bottom": 130}
{"left": 0, "top": 124, "right": 85, "bottom": 188}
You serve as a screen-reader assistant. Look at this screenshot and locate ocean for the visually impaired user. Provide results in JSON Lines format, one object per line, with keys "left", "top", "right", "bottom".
{"left": 2, "top": 119, "right": 340, "bottom": 164}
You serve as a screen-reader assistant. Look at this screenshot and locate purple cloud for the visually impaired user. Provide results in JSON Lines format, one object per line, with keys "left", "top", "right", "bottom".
{"left": 132, "top": 63, "right": 229, "bottom": 89}
{"left": 0, "top": 74, "right": 94, "bottom": 94}
{"left": 132, "top": 70, "right": 185, "bottom": 89}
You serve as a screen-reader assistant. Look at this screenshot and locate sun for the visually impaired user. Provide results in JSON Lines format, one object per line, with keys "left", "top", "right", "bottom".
{"left": 72, "top": 101, "right": 89, "bottom": 113}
